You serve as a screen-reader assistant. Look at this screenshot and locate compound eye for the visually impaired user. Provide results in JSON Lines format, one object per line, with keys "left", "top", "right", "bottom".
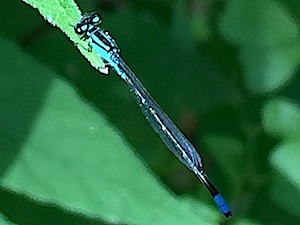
{"left": 74, "top": 24, "right": 86, "bottom": 35}
{"left": 80, "top": 24, "right": 88, "bottom": 32}
{"left": 91, "top": 13, "right": 102, "bottom": 24}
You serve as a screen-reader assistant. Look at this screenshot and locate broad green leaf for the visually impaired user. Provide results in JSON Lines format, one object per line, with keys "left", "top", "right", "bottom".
{"left": 0, "top": 38, "right": 219, "bottom": 224}
{"left": 0, "top": 213, "right": 15, "bottom": 225}
{"left": 219, "top": 0, "right": 300, "bottom": 93}
{"left": 269, "top": 142, "right": 300, "bottom": 217}
{"left": 262, "top": 98, "right": 300, "bottom": 140}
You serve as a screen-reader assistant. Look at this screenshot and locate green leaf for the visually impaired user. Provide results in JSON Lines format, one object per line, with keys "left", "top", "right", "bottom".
{"left": 0, "top": 38, "right": 219, "bottom": 224}
{"left": 219, "top": 0, "right": 298, "bottom": 47}
{"left": 262, "top": 98, "right": 300, "bottom": 217}
{"left": 0, "top": 213, "right": 15, "bottom": 225}
{"left": 240, "top": 44, "right": 300, "bottom": 93}
{"left": 219, "top": 0, "right": 300, "bottom": 93}
{"left": 269, "top": 142, "right": 300, "bottom": 192}
{"left": 269, "top": 142, "right": 300, "bottom": 217}
{"left": 262, "top": 98, "right": 300, "bottom": 140}
{"left": 263, "top": 98, "right": 300, "bottom": 217}
{"left": 21, "top": 0, "right": 106, "bottom": 73}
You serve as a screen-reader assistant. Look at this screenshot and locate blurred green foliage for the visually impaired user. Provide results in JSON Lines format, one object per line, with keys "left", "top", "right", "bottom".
{"left": 0, "top": 0, "right": 300, "bottom": 224}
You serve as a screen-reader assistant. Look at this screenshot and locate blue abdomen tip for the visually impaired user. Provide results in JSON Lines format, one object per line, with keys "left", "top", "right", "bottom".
{"left": 214, "top": 193, "right": 232, "bottom": 218}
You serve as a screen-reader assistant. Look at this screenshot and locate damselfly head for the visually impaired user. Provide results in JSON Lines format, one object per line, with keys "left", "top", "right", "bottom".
{"left": 74, "top": 12, "right": 102, "bottom": 35}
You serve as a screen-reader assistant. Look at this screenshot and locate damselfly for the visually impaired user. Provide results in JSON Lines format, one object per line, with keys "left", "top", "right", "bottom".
{"left": 74, "top": 12, "right": 232, "bottom": 218}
